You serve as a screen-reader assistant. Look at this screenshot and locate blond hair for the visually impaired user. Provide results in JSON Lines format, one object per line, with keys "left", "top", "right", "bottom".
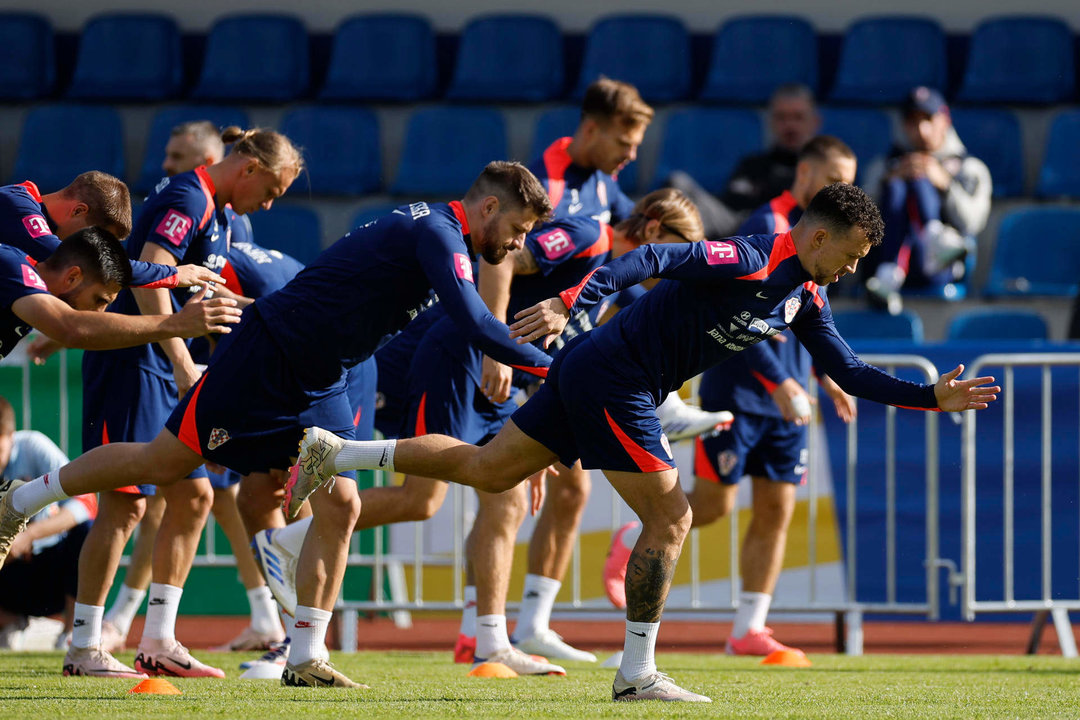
{"left": 221, "top": 126, "right": 303, "bottom": 178}
{"left": 617, "top": 188, "right": 704, "bottom": 244}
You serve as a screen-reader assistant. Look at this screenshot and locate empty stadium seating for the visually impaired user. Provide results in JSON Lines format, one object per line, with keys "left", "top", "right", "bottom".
{"left": 447, "top": 15, "right": 563, "bottom": 102}
{"left": 832, "top": 309, "right": 924, "bottom": 342}
{"left": 246, "top": 204, "right": 322, "bottom": 265}
{"left": 67, "top": 13, "right": 182, "bottom": 101}
{"left": 1035, "top": 110, "right": 1080, "bottom": 199}
{"left": 651, "top": 109, "right": 762, "bottom": 194}
{"left": 0, "top": 13, "right": 54, "bottom": 99}
{"left": 699, "top": 16, "right": 817, "bottom": 103}
{"left": 950, "top": 109, "right": 1024, "bottom": 197}
{"left": 135, "top": 105, "right": 250, "bottom": 193}
{"left": 574, "top": 15, "right": 691, "bottom": 103}
{"left": 279, "top": 106, "right": 381, "bottom": 196}
{"left": 391, "top": 107, "right": 508, "bottom": 196}
{"left": 191, "top": 14, "right": 309, "bottom": 102}
{"left": 13, "top": 105, "right": 124, "bottom": 191}
{"left": 946, "top": 309, "right": 1049, "bottom": 341}
{"left": 319, "top": 14, "right": 436, "bottom": 101}
{"left": 957, "top": 16, "right": 1075, "bottom": 103}
{"left": 984, "top": 207, "right": 1080, "bottom": 296}
{"left": 830, "top": 16, "right": 946, "bottom": 104}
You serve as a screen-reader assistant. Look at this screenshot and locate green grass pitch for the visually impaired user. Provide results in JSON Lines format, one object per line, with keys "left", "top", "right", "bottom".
{"left": 2, "top": 651, "right": 1079, "bottom": 718}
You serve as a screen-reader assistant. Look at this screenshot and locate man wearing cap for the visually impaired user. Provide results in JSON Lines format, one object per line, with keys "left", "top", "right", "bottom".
{"left": 861, "top": 86, "right": 992, "bottom": 313}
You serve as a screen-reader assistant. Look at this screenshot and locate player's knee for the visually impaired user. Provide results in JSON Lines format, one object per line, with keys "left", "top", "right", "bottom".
{"left": 101, "top": 493, "right": 146, "bottom": 532}
{"left": 754, "top": 488, "right": 796, "bottom": 530}
{"left": 551, "top": 475, "right": 590, "bottom": 514}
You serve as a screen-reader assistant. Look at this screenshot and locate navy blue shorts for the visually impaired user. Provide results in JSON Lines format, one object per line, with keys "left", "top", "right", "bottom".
{"left": 694, "top": 413, "right": 807, "bottom": 485}
{"left": 82, "top": 354, "right": 206, "bottom": 497}
{"left": 512, "top": 334, "right": 674, "bottom": 473}
{"left": 207, "top": 467, "right": 242, "bottom": 489}
{"left": 346, "top": 356, "right": 378, "bottom": 442}
{"left": 164, "top": 309, "right": 356, "bottom": 476}
{"left": 403, "top": 338, "right": 515, "bottom": 444}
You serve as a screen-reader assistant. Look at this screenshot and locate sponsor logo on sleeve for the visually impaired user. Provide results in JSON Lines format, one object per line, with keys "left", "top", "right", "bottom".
{"left": 21, "top": 265, "right": 46, "bottom": 291}
{"left": 453, "top": 253, "right": 474, "bottom": 283}
{"left": 154, "top": 209, "right": 193, "bottom": 246}
{"left": 537, "top": 228, "right": 573, "bottom": 260}
{"left": 21, "top": 214, "right": 51, "bottom": 238}
{"left": 704, "top": 241, "right": 738, "bottom": 265}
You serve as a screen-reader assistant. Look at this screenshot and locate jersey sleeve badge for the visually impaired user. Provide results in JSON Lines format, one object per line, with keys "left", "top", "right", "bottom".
{"left": 155, "top": 209, "right": 194, "bottom": 246}
{"left": 704, "top": 241, "right": 739, "bottom": 265}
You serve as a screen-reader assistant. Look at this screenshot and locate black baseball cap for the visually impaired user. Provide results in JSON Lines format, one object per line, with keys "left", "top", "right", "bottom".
{"left": 902, "top": 86, "right": 947, "bottom": 117}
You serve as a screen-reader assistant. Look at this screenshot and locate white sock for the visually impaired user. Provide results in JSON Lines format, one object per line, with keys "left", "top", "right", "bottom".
{"left": 515, "top": 574, "right": 560, "bottom": 639}
{"left": 290, "top": 605, "right": 332, "bottom": 665}
{"left": 104, "top": 584, "right": 146, "bottom": 636}
{"left": 620, "top": 620, "right": 659, "bottom": 680}
{"left": 247, "top": 585, "right": 282, "bottom": 635}
{"left": 72, "top": 603, "right": 103, "bottom": 649}
{"left": 142, "top": 583, "right": 183, "bottom": 641}
{"left": 280, "top": 608, "right": 292, "bottom": 640}
{"left": 274, "top": 517, "right": 312, "bottom": 557}
{"left": 732, "top": 591, "right": 772, "bottom": 639}
{"left": 475, "top": 614, "right": 511, "bottom": 659}
{"left": 459, "top": 585, "right": 477, "bottom": 638}
{"left": 331, "top": 438, "right": 396, "bottom": 473}
{"left": 11, "top": 472, "right": 68, "bottom": 516}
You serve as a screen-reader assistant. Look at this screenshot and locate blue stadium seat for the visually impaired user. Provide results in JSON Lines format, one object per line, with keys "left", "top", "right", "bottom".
{"left": 135, "top": 106, "right": 250, "bottom": 193}
{"left": 13, "top": 105, "right": 124, "bottom": 191}
{"left": 191, "top": 14, "right": 309, "bottom": 102}
{"left": 247, "top": 204, "right": 322, "bottom": 265}
{"left": 951, "top": 109, "right": 1024, "bottom": 198}
{"left": 651, "top": 109, "right": 762, "bottom": 194}
{"left": 818, "top": 108, "right": 893, "bottom": 179}
{"left": 985, "top": 207, "right": 1080, "bottom": 297}
{"left": 699, "top": 16, "right": 817, "bottom": 103}
{"left": 447, "top": 15, "right": 563, "bottom": 102}
{"left": 1036, "top": 110, "right": 1080, "bottom": 199}
{"left": 280, "top": 107, "right": 381, "bottom": 196}
{"left": 320, "top": 14, "right": 435, "bottom": 101}
{"left": 946, "top": 309, "right": 1048, "bottom": 341}
{"left": 67, "top": 13, "right": 182, "bottom": 101}
{"left": 830, "top": 17, "right": 946, "bottom": 104}
{"left": 957, "top": 16, "right": 1075, "bottom": 103}
{"left": 574, "top": 15, "right": 690, "bottom": 103}
{"left": 530, "top": 106, "right": 638, "bottom": 193}
{"left": 832, "top": 310, "right": 923, "bottom": 342}
{"left": 0, "top": 13, "right": 54, "bottom": 99}
{"left": 391, "top": 107, "right": 507, "bottom": 197}
{"left": 352, "top": 203, "right": 402, "bottom": 230}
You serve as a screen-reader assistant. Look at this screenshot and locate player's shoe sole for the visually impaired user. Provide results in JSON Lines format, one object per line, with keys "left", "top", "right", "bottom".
{"left": 285, "top": 428, "right": 344, "bottom": 518}
{"left": 252, "top": 528, "right": 298, "bottom": 617}
{"left": 281, "top": 658, "right": 368, "bottom": 688}
{"left": 612, "top": 669, "right": 711, "bottom": 702}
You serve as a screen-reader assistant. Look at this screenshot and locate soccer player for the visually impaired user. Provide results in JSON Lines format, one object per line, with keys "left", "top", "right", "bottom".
{"left": 63, "top": 126, "right": 302, "bottom": 680}
{"left": 0, "top": 161, "right": 557, "bottom": 688}
{"left": 101, "top": 122, "right": 291, "bottom": 657}
{"left": 605, "top": 136, "right": 859, "bottom": 657}
{"left": 286, "top": 183, "right": 999, "bottom": 702}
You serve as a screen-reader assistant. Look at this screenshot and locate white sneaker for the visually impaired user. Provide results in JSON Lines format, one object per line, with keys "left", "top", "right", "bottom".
{"left": 285, "top": 428, "right": 345, "bottom": 518}
{"left": 282, "top": 657, "right": 367, "bottom": 688}
{"left": 100, "top": 619, "right": 127, "bottom": 654}
{"left": 0, "top": 479, "right": 28, "bottom": 572}
{"left": 240, "top": 639, "right": 290, "bottom": 670}
{"left": 656, "top": 394, "right": 733, "bottom": 442}
{"left": 612, "top": 669, "right": 711, "bottom": 702}
{"left": 213, "top": 624, "right": 286, "bottom": 652}
{"left": 63, "top": 645, "right": 148, "bottom": 679}
{"left": 921, "top": 219, "right": 968, "bottom": 274}
{"left": 513, "top": 629, "right": 597, "bottom": 663}
{"left": 472, "top": 646, "right": 566, "bottom": 676}
{"left": 252, "top": 528, "right": 298, "bottom": 617}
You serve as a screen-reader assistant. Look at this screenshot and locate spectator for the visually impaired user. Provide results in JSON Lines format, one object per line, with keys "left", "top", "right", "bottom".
{"left": 862, "top": 87, "right": 992, "bottom": 313}
{"left": 0, "top": 396, "right": 90, "bottom": 649}
{"left": 667, "top": 83, "right": 820, "bottom": 237}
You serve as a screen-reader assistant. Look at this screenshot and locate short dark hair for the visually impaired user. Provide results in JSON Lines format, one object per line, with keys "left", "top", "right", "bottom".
{"left": 61, "top": 171, "right": 132, "bottom": 239}
{"left": 803, "top": 183, "right": 884, "bottom": 246}
{"left": 41, "top": 226, "right": 133, "bottom": 288}
{"left": 799, "top": 135, "right": 855, "bottom": 164}
{"left": 580, "top": 77, "right": 654, "bottom": 129}
{"left": 465, "top": 161, "right": 553, "bottom": 221}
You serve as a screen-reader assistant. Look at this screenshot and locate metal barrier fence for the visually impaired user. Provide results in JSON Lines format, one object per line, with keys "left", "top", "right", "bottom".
{"left": 961, "top": 353, "right": 1080, "bottom": 657}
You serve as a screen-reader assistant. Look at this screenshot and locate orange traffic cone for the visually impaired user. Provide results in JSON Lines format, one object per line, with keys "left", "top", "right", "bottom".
{"left": 467, "top": 662, "right": 518, "bottom": 678}
{"left": 129, "top": 678, "right": 183, "bottom": 695}
{"left": 760, "top": 649, "right": 812, "bottom": 668}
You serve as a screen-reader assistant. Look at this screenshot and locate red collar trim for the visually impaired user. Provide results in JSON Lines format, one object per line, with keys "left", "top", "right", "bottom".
{"left": 17, "top": 181, "right": 42, "bottom": 203}
{"left": 194, "top": 165, "right": 217, "bottom": 198}
{"left": 449, "top": 200, "right": 470, "bottom": 235}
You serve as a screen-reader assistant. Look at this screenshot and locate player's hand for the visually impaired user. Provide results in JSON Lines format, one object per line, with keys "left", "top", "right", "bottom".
{"left": 509, "top": 297, "right": 570, "bottom": 348}
{"left": 527, "top": 468, "right": 549, "bottom": 516}
{"left": 820, "top": 375, "right": 857, "bottom": 423}
{"left": 174, "top": 264, "right": 227, "bottom": 288}
{"left": 166, "top": 285, "right": 243, "bottom": 338}
{"left": 934, "top": 364, "right": 999, "bottom": 411}
{"left": 26, "top": 336, "right": 62, "bottom": 365}
{"left": 771, "top": 378, "right": 813, "bottom": 426}
{"left": 481, "top": 356, "right": 512, "bottom": 403}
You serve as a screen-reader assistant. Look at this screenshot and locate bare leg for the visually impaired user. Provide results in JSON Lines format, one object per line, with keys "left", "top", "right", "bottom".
{"left": 354, "top": 475, "right": 448, "bottom": 530}
{"left": 741, "top": 478, "right": 796, "bottom": 594}
{"left": 238, "top": 471, "right": 288, "bottom": 538}
{"left": 122, "top": 494, "right": 165, "bottom": 592}
{"left": 76, "top": 492, "right": 146, "bottom": 606}
{"left": 211, "top": 485, "right": 266, "bottom": 590}
{"left": 526, "top": 462, "right": 589, "bottom": 580}
{"left": 57, "top": 430, "right": 205, "bottom": 497}
{"left": 151, "top": 476, "right": 213, "bottom": 588}
{"left": 686, "top": 477, "right": 738, "bottom": 528}
{"left": 470, "top": 484, "right": 528, "bottom": 617}
{"left": 295, "top": 475, "right": 361, "bottom": 611}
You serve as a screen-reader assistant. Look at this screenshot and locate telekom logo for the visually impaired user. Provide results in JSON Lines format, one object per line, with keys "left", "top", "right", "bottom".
{"left": 155, "top": 209, "right": 193, "bottom": 247}
{"left": 453, "top": 253, "right": 474, "bottom": 283}
{"left": 704, "top": 241, "right": 738, "bottom": 265}
{"left": 538, "top": 229, "right": 573, "bottom": 260}
{"left": 21, "top": 214, "right": 50, "bottom": 239}
{"left": 21, "top": 264, "right": 46, "bottom": 291}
